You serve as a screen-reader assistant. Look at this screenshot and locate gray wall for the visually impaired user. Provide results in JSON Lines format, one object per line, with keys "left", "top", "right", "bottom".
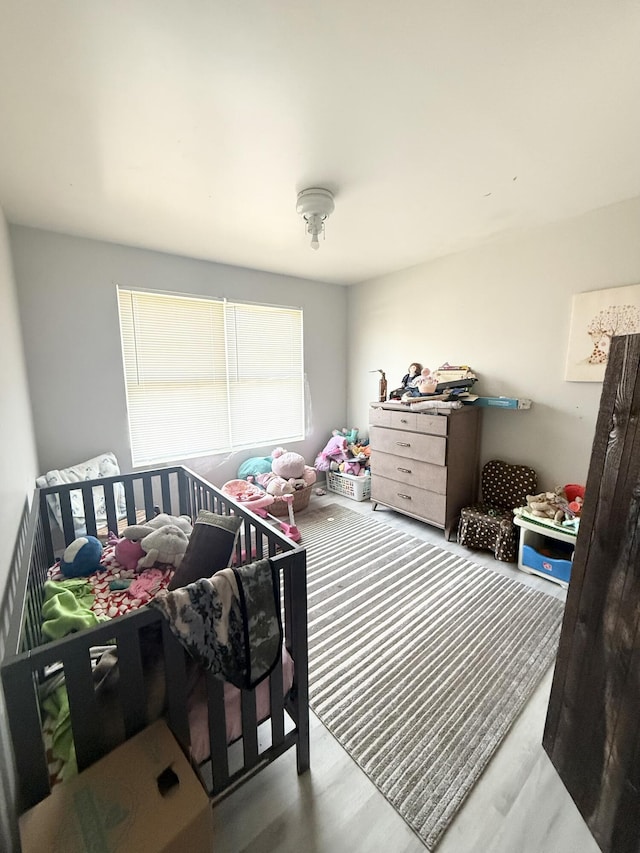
{"left": 0, "top": 206, "right": 37, "bottom": 852}
{"left": 347, "top": 196, "right": 640, "bottom": 490}
{"left": 10, "top": 226, "right": 348, "bottom": 487}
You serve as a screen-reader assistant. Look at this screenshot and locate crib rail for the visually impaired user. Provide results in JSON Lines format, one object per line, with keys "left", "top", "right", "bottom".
{"left": 9, "top": 466, "right": 296, "bottom": 658}
{"left": 1, "top": 465, "right": 308, "bottom": 815}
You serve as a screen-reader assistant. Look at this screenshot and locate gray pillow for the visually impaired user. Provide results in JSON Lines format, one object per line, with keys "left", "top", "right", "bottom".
{"left": 167, "top": 510, "right": 242, "bottom": 590}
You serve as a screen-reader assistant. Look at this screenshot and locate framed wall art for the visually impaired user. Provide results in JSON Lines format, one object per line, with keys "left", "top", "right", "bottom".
{"left": 565, "top": 283, "right": 640, "bottom": 381}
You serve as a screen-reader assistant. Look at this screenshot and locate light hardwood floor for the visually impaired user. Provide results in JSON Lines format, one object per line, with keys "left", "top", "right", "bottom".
{"left": 211, "top": 491, "right": 600, "bottom": 853}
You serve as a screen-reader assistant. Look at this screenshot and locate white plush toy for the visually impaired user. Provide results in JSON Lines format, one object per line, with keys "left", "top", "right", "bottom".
{"left": 121, "top": 513, "right": 193, "bottom": 570}
{"left": 146, "top": 513, "right": 193, "bottom": 535}
{"left": 137, "top": 525, "right": 190, "bottom": 570}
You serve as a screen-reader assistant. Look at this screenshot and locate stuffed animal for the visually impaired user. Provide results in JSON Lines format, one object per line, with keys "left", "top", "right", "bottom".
{"left": 257, "top": 472, "right": 297, "bottom": 496}
{"left": 337, "top": 427, "right": 359, "bottom": 444}
{"left": 107, "top": 531, "right": 144, "bottom": 571}
{"left": 270, "top": 447, "right": 317, "bottom": 488}
{"left": 120, "top": 513, "right": 193, "bottom": 571}
{"left": 60, "top": 536, "right": 103, "bottom": 578}
{"left": 526, "top": 491, "right": 571, "bottom": 524}
{"left": 314, "top": 433, "right": 349, "bottom": 472}
{"left": 146, "top": 513, "right": 193, "bottom": 535}
{"left": 121, "top": 513, "right": 193, "bottom": 543}
{"left": 340, "top": 460, "right": 362, "bottom": 476}
{"left": 237, "top": 455, "right": 274, "bottom": 481}
{"left": 137, "top": 525, "right": 190, "bottom": 570}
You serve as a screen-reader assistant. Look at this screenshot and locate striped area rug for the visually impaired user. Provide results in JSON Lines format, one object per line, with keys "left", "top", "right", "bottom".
{"left": 299, "top": 503, "right": 564, "bottom": 851}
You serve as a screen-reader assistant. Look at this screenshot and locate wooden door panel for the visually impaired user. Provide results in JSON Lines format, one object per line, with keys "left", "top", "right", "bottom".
{"left": 544, "top": 333, "right": 640, "bottom": 853}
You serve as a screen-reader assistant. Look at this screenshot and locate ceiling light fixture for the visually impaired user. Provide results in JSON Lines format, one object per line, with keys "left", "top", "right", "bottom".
{"left": 296, "top": 187, "right": 335, "bottom": 251}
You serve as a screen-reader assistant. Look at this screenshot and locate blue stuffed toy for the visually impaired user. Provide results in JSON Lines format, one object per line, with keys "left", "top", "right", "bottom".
{"left": 60, "top": 536, "right": 103, "bottom": 578}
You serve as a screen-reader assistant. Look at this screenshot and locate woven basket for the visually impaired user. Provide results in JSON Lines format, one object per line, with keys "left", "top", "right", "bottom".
{"left": 269, "top": 484, "right": 312, "bottom": 516}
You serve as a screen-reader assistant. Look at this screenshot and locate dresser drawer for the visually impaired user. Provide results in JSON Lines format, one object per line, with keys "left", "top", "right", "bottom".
{"left": 371, "top": 451, "right": 447, "bottom": 494}
{"left": 369, "top": 426, "right": 447, "bottom": 466}
{"left": 369, "top": 407, "right": 449, "bottom": 436}
{"left": 371, "top": 476, "right": 446, "bottom": 526}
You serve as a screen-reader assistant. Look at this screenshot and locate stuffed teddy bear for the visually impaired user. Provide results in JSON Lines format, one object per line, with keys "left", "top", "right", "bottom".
{"left": 270, "top": 447, "right": 317, "bottom": 488}
{"left": 526, "top": 491, "right": 570, "bottom": 524}
{"left": 253, "top": 447, "right": 317, "bottom": 495}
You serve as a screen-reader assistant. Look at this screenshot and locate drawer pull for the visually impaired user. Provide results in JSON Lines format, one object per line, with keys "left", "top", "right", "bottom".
{"left": 398, "top": 467, "right": 412, "bottom": 474}
{"left": 400, "top": 418, "right": 408, "bottom": 423}
{"left": 396, "top": 441, "right": 411, "bottom": 447}
{"left": 397, "top": 493, "right": 412, "bottom": 500}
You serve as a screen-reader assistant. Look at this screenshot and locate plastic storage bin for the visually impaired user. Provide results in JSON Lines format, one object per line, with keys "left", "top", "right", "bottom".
{"left": 326, "top": 471, "right": 371, "bottom": 501}
{"left": 521, "top": 539, "right": 573, "bottom": 584}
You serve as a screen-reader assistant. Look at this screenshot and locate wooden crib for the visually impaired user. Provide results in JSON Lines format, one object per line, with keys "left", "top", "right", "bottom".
{"left": 1, "top": 465, "right": 309, "bottom": 818}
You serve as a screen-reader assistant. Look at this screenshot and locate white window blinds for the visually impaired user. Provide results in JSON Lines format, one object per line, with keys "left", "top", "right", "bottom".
{"left": 117, "top": 289, "right": 305, "bottom": 466}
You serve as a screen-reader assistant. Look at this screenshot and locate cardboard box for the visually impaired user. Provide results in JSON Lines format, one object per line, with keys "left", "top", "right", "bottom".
{"left": 19, "top": 720, "right": 212, "bottom": 853}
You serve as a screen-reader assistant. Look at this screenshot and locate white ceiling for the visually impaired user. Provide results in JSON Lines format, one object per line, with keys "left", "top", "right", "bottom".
{"left": 1, "top": 1, "right": 640, "bottom": 286}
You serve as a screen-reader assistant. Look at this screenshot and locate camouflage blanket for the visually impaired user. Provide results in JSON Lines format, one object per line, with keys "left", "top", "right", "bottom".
{"left": 149, "top": 559, "right": 282, "bottom": 689}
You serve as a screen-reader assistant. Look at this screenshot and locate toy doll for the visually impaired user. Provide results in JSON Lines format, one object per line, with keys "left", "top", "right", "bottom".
{"left": 402, "top": 362, "right": 423, "bottom": 388}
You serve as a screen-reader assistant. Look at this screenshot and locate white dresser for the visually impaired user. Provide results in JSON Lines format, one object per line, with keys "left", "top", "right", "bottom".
{"left": 368, "top": 405, "right": 482, "bottom": 539}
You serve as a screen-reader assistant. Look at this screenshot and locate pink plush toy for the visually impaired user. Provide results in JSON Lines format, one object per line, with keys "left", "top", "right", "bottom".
{"left": 269, "top": 447, "right": 317, "bottom": 490}
{"left": 341, "top": 460, "right": 362, "bottom": 476}
{"left": 108, "top": 531, "right": 145, "bottom": 571}
{"left": 314, "top": 434, "right": 349, "bottom": 472}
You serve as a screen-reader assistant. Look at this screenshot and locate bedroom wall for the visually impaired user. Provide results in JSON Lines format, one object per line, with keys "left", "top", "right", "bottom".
{"left": 0, "top": 212, "right": 37, "bottom": 598}
{"left": 9, "top": 226, "right": 348, "bottom": 487}
{"left": 0, "top": 205, "right": 37, "bottom": 853}
{"left": 347, "top": 196, "right": 640, "bottom": 491}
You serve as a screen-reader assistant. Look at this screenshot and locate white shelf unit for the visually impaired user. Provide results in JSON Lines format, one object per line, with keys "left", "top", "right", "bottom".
{"left": 513, "top": 512, "right": 578, "bottom": 589}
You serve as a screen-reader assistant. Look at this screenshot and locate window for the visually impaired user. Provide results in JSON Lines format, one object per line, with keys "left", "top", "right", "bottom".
{"left": 117, "top": 288, "right": 305, "bottom": 466}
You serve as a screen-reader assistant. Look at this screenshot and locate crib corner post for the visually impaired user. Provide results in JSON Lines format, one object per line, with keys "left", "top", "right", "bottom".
{"left": 285, "top": 547, "right": 309, "bottom": 775}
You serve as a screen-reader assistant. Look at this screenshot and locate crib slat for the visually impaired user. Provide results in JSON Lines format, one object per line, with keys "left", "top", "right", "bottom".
{"left": 103, "top": 482, "right": 118, "bottom": 536}
{"left": 39, "top": 492, "right": 56, "bottom": 568}
{"left": 178, "top": 469, "right": 190, "bottom": 517}
{"left": 116, "top": 631, "right": 147, "bottom": 738}
{"left": 1, "top": 659, "right": 50, "bottom": 812}
{"left": 59, "top": 491, "right": 76, "bottom": 544}
{"left": 160, "top": 471, "right": 172, "bottom": 514}
{"left": 64, "top": 649, "right": 105, "bottom": 771}
{"left": 285, "top": 549, "right": 309, "bottom": 773}
{"left": 161, "top": 620, "right": 190, "bottom": 750}
{"left": 124, "top": 478, "right": 137, "bottom": 523}
{"left": 269, "top": 657, "right": 285, "bottom": 747}
{"left": 143, "top": 477, "right": 155, "bottom": 520}
{"left": 254, "top": 529, "right": 264, "bottom": 561}
{"left": 206, "top": 673, "right": 229, "bottom": 795}
{"left": 81, "top": 485, "right": 97, "bottom": 537}
{"left": 241, "top": 689, "right": 258, "bottom": 769}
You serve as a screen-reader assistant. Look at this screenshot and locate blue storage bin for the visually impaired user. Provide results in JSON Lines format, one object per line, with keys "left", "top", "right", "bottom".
{"left": 522, "top": 543, "right": 572, "bottom": 583}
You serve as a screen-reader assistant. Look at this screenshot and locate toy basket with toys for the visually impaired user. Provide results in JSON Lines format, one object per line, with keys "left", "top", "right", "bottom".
{"left": 326, "top": 471, "right": 371, "bottom": 502}
{"left": 270, "top": 484, "right": 312, "bottom": 515}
